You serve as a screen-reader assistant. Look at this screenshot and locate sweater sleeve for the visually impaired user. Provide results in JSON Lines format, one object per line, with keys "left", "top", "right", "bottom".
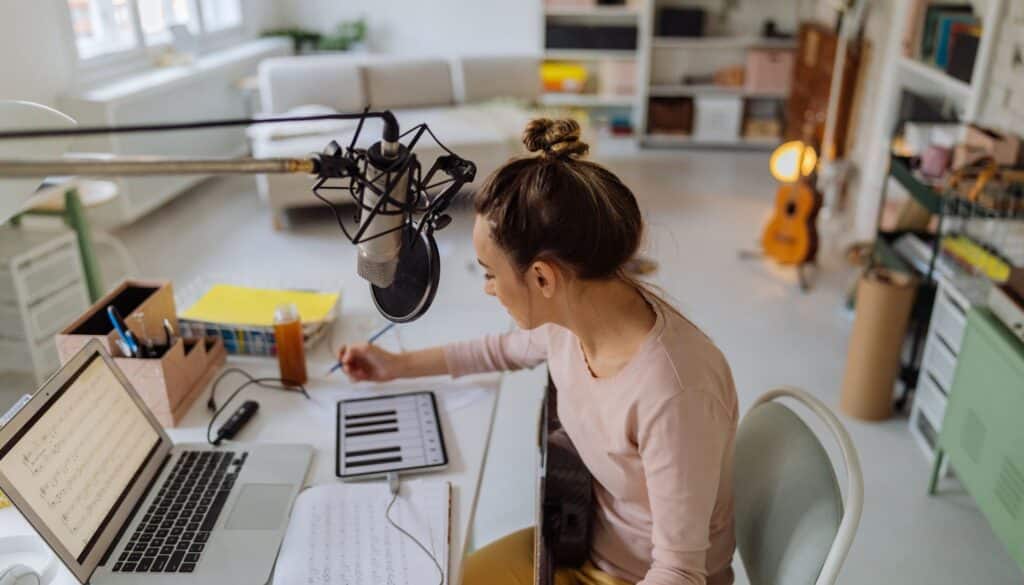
{"left": 637, "top": 389, "right": 735, "bottom": 585}
{"left": 442, "top": 325, "right": 550, "bottom": 378}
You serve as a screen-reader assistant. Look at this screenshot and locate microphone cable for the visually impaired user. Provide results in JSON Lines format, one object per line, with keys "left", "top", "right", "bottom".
{"left": 205, "top": 367, "right": 311, "bottom": 446}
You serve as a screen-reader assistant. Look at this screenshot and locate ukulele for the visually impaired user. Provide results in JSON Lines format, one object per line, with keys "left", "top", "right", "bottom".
{"left": 761, "top": 128, "right": 823, "bottom": 266}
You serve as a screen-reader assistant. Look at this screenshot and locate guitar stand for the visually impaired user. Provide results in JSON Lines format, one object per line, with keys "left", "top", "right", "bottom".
{"left": 737, "top": 249, "right": 816, "bottom": 293}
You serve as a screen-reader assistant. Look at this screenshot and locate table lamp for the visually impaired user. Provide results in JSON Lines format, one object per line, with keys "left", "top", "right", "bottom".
{"left": 769, "top": 139, "right": 818, "bottom": 184}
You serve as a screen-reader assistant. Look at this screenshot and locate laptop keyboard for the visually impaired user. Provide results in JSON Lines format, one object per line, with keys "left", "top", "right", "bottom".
{"left": 112, "top": 450, "right": 248, "bottom": 574}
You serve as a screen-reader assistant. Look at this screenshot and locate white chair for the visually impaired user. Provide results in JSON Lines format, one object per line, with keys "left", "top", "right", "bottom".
{"left": 734, "top": 387, "right": 864, "bottom": 585}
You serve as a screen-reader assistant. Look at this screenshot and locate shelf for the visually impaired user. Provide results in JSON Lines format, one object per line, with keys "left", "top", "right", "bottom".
{"left": 642, "top": 133, "right": 779, "bottom": 150}
{"left": 540, "top": 93, "right": 635, "bottom": 108}
{"left": 897, "top": 57, "right": 972, "bottom": 101}
{"left": 544, "top": 7, "right": 639, "bottom": 21}
{"left": 544, "top": 49, "right": 637, "bottom": 61}
{"left": 652, "top": 36, "right": 797, "bottom": 50}
{"left": 649, "top": 84, "right": 787, "bottom": 99}
{"left": 889, "top": 157, "right": 945, "bottom": 214}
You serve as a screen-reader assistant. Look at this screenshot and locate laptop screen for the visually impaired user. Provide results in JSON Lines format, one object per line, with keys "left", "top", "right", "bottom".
{"left": 0, "top": 353, "right": 161, "bottom": 563}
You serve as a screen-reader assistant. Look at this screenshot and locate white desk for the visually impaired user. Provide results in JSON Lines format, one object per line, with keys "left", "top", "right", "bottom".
{"left": 1, "top": 291, "right": 510, "bottom": 585}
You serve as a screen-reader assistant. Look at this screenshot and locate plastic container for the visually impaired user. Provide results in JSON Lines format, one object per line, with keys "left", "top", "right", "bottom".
{"left": 274, "top": 303, "right": 308, "bottom": 387}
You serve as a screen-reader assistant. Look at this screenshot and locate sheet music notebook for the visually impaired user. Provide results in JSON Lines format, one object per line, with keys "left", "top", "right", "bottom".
{"left": 274, "top": 480, "right": 451, "bottom": 585}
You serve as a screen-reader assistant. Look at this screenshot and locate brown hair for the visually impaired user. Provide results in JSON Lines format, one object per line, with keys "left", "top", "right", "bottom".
{"left": 474, "top": 118, "right": 643, "bottom": 280}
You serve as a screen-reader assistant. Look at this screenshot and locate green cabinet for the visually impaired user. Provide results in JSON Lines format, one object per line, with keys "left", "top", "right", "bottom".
{"left": 930, "top": 308, "right": 1024, "bottom": 571}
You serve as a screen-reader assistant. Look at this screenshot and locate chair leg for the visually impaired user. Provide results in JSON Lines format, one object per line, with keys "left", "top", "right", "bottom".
{"left": 928, "top": 449, "right": 945, "bottom": 495}
{"left": 64, "top": 188, "right": 104, "bottom": 302}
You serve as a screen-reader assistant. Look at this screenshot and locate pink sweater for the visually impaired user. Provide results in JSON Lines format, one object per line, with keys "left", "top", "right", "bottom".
{"left": 444, "top": 299, "right": 738, "bottom": 585}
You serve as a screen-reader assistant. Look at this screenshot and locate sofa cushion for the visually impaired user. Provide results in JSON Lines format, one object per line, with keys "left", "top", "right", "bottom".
{"left": 459, "top": 55, "right": 540, "bottom": 104}
{"left": 364, "top": 59, "right": 455, "bottom": 110}
{"left": 259, "top": 55, "right": 366, "bottom": 114}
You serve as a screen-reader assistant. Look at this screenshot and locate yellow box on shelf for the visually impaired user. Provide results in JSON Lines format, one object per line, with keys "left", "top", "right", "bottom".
{"left": 541, "top": 61, "right": 589, "bottom": 93}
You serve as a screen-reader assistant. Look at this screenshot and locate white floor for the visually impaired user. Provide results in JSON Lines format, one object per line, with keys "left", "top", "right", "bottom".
{"left": 3, "top": 146, "right": 1020, "bottom": 583}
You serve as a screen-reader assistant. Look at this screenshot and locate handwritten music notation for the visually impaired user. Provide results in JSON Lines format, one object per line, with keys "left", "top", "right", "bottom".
{"left": 274, "top": 481, "right": 450, "bottom": 585}
{"left": 0, "top": 357, "right": 159, "bottom": 557}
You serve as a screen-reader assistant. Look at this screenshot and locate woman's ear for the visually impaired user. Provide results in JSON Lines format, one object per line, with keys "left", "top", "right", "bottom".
{"left": 529, "top": 260, "right": 559, "bottom": 298}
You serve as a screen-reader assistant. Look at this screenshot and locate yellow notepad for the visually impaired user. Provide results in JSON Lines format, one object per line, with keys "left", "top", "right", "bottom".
{"left": 180, "top": 284, "right": 339, "bottom": 327}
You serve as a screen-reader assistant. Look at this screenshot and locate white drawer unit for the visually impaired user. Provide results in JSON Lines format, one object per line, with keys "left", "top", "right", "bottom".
{"left": 908, "top": 274, "right": 989, "bottom": 472}
{"left": 929, "top": 284, "right": 969, "bottom": 353}
{"left": 920, "top": 336, "right": 958, "bottom": 394}
{"left": 0, "top": 229, "right": 90, "bottom": 383}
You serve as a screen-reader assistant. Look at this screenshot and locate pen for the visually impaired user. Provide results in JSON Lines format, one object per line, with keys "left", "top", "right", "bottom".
{"left": 327, "top": 322, "right": 396, "bottom": 376}
{"left": 163, "top": 318, "right": 176, "bottom": 346}
{"left": 107, "top": 306, "right": 140, "bottom": 358}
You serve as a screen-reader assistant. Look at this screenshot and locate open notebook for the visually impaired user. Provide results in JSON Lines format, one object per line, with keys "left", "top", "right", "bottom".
{"left": 273, "top": 480, "right": 451, "bottom": 585}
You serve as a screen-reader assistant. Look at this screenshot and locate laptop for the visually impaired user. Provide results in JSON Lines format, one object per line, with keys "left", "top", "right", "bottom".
{"left": 0, "top": 340, "right": 313, "bottom": 585}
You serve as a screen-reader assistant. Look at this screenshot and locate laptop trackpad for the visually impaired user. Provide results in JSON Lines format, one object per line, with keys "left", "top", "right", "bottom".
{"left": 225, "top": 484, "right": 293, "bottom": 530}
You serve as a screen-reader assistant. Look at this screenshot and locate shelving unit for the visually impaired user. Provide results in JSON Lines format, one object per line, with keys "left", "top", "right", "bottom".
{"left": 853, "top": 0, "right": 1007, "bottom": 241}
{"left": 540, "top": 2, "right": 647, "bottom": 136}
{"left": 636, "top": 1, "right": 799, "bottom": 150}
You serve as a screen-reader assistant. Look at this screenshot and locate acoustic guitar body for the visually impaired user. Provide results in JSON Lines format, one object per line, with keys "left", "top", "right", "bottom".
{"left": 762, "top": 182, "right": 822, "bottom": 265}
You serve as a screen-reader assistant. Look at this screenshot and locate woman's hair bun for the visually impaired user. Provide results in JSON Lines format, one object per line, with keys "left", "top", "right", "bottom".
{"left": 523, "top": 118, "right": 589, "bottom": 160}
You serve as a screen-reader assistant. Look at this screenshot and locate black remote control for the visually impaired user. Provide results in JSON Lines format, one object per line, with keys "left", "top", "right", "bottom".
{"left": 215, "top": 400, "right": 259, "bottom": 444}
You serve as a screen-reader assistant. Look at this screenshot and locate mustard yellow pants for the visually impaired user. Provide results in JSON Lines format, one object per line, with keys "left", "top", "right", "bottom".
{"left": 463, "top": 528, "right": 631, "bottom": 585}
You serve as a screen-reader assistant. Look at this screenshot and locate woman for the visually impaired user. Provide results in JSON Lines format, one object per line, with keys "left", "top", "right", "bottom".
{"left": 338, "top": 119, "right": 738, "bottom": 585}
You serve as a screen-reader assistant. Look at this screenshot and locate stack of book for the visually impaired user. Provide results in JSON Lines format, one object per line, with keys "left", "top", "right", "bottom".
{"left": 178, "top": 284, "right": 340, "bottom": 356}
{"left": 903, "top": 2, "right": 981, "bottom": 83}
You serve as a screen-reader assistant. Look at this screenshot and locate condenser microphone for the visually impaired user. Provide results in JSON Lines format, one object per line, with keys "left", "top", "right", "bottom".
{"left": 356, "top": 138, "right": 411, "bottom": 289}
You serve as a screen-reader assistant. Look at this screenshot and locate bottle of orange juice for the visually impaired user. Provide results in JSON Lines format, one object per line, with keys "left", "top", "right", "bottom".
{"left": 274, "top": 303, "right": 307, "bottom": 387}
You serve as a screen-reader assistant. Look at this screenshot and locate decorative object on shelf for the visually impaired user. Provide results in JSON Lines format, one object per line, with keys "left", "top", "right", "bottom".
{"left": 647, "top": 97, "right": 693, "bottom": 135}
{"left": 542, "top": 62, "right": 590, "bottom": 93}
{"left": 745, "top": 48, "right": 795, "bottom": 95}
{"left": 546, "top": 23, "right": 637, "bottom": 50}
{"left": 655, "top": 7, "right": 706, "bottom": 38}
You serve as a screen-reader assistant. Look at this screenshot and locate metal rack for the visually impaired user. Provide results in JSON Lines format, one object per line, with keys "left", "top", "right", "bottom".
{"left": 873, "top": 154, "right": 1023, "bottom": 410}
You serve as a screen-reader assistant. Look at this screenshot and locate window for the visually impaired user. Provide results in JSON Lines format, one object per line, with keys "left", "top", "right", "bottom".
{"left": 66, "top": 0, "right": 244, "bottom": 61}
{"left": 200, "top": 0, "right": 243, "bottom": 33}
{"left": 68, "top": 0, "right": 138, "bottom": 60}
{"left": 137, "top": 0, "right": 198, "bottom": 46}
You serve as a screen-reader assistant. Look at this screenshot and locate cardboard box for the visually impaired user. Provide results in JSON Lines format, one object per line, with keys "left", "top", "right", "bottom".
{"left": 745, "top": 49, "right": 795, "bottom": 95}
{"left": 56, "top": 279, "right": 225, "bottom": 427}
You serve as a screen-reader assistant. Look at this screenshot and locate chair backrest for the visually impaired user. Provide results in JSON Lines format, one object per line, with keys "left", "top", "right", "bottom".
{"left": 734, "top": 388, "right": 863, "bottom": 585}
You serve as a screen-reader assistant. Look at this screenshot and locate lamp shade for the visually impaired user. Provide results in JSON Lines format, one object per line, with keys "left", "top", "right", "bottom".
{"left": 770, "top": 140, "right": 817, "bottom": 183}
{"left": 0, "top": 101, "right": 76, "bottom": 224}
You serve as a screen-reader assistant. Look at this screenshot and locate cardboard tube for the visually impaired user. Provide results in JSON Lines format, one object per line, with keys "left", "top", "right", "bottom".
{"left": 841, "top": 268, "right": 918, "bottom": 421}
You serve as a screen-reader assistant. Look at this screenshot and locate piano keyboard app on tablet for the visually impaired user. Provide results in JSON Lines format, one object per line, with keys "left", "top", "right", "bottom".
{"left": 336, "top": 392, "right": 447, "bottom": 478}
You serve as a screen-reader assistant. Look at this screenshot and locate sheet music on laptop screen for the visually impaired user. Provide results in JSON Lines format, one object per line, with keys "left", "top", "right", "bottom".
{"left": 0, "top": 354, "right": 161, "bottom": 562}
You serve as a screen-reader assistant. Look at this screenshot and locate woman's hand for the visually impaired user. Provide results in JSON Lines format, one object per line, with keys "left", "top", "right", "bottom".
{"left": 337, "top": 344, "right": 405, "bottom": 382}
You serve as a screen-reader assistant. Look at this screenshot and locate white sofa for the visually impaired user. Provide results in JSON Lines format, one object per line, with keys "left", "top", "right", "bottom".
{"left": 252, "top": 54, "right": 539, "bottom": 228}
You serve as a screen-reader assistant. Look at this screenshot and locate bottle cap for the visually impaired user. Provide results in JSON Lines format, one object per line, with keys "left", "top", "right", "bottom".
{"left": 274, "top": 303, "right": 300, "bottom": 324}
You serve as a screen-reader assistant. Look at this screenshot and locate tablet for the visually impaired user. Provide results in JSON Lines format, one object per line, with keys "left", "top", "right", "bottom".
{"left": 335, "top": 391, "right": 448, "bottom": 479}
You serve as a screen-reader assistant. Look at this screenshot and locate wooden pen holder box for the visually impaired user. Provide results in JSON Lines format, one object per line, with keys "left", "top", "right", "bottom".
{"left": 56, "top": 279, "right": 226, "bottom": 427}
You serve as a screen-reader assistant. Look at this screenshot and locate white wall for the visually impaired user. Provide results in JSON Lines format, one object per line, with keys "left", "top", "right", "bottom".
{"left": 279, "top": 0, "right": 541, "bottom": 55}
{"left": 0, "top": 0, "right": 75, "bottom": 106}
{"left": 0, "top": 0, "right": 286, "bottom": 108}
